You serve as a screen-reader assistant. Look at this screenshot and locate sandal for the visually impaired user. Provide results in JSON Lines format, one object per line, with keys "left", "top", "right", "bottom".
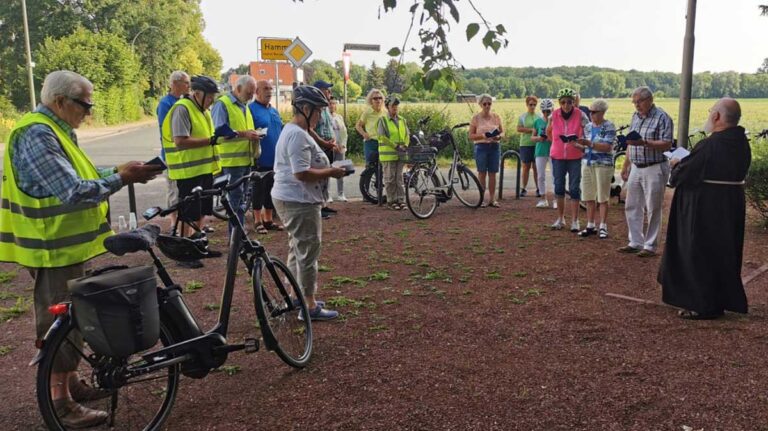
{"left": 254, "top": 223, "right": 268, "bottom": 235}
{"left": 263, "top": 221, "right": 284, "bottom": 231}
{"left": 489, "top": 201, "right": 500, "bottom": 208}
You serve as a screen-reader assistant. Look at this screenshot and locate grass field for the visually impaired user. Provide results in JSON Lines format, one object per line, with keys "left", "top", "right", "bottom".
{"left": 410, "top": 98, "right": 768, "bottom": 139}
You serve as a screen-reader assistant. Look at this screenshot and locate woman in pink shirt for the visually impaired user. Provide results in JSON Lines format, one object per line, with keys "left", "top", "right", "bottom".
{"left": 468, "top": 94, "right": 504, "bottom": 207}
{"left": 546, "top": 88, "right": 588, "bottom": 231}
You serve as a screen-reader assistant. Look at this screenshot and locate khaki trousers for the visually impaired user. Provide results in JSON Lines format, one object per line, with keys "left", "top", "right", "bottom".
{"left": 272, "top": 198, "right": 322, "bottom": 297}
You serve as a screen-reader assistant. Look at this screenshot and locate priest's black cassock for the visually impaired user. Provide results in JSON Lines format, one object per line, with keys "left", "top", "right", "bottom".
{"left": 658, "top": 126, "right": 751, "bottom": 315}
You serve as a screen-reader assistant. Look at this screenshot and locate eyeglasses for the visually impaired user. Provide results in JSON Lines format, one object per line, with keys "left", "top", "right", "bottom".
{"left": 372, "top": 96, "right": 383, "bottom": 100}
{"left": 542, "top": 110, "right": 552, "bottom": 114}
{"left": 69, "top": 97, "right": 94, "bottom": 113}
{"left": 481, "top": 102, "right": 492, "bottom": 106}
{"left": 589, "top": 110, "right": 602, "bottom": 114}
{"left": 632, "top": 97, "right": 650, "bottom": 105}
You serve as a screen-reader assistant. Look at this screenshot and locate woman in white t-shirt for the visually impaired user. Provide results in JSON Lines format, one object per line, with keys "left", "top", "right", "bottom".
{"left": 272, "top": 86, "right": 346, "bottom": 321}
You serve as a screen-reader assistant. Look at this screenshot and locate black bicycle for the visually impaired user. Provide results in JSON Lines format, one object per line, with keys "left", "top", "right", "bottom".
{"left": 34, "top": 171, "right": 312, "bottom": 430}
{"left": 405, "top": 121, "right": 483, "bottom": 219}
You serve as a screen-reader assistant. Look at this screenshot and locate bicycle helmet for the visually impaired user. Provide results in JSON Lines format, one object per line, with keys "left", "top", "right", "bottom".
{"left": 156, "top": 234, "right": 209, "bottom": 262}
{"left": 385, "top": 94, "right": 400, "bottom": 107}
{"left": 292, "top": 85, "right": 329, "bottom": 108}
{"left": 556, "top": 88, "right": 576, "bottom": 100}
{"left": 540, "top": 98, "right": 554, "bottom": 111}
{"left": 190, "top": 75, "right": 220, "bottom": 94}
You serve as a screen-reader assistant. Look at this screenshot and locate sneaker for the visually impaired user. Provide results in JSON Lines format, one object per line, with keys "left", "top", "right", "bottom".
{"left": 299, "top": 306, "right": 339, "bottom": 321}
{"left": 570, "top": 220, "right": 581, "bottom": 233}
{"left": 598, "top": 228, "right": 609, "bottom": 239}
{"left": 337, "top": 194, "right": 348, "bottom": 202}
{"left": 323, "top": 207, "right": 338, "bottom": 214}
{"left": 550, "top": 219, "right": 565, "bottom": 230}
{"left": 292, "top": 298, "right": 325, "bottom": 308}
{"left": 617, "top": 245, "right": 641, "bottom": 254}
{"left": 327, "top": 196, "right": 333, "bottom": 203}
{"left": 202, "top": 225, "right": 215, "bottom": 233}
{"left": 69, "top": 375, "right": 110, "bottom": 402}
{"left": 535, "top": 200, "right": 549, "bottom": 208}
{"left": 54, "top": 399, "right": 108, "bottom": 429}
{"left": 321, "top": 208, "right": 335, "bottom": 218}
{"left": 637, "top": 249, "right": 657, "bottom": 258}
{"left": 520, "top": 188, "right": 527, "bottom": 197}
{"left": 578, "top": 227, "right": 596, "bottom": 237}
{"left": 177, "top": 259, "right": 204, "bottom": 269}
{"left": 203, "top": 249, "right": 222, "bottom": 258}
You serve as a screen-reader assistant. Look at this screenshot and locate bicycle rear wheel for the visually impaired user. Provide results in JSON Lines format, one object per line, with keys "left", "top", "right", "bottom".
{"left": 36, "top": 318, "right": 179, "bottom": 431}
{"left": 406, "top": 167, "right": 439, "bottom": 219}
{"left": 453, "top": 165, "right": 484, "bottom": 208}
{"left": 359, "top": 166, "right": 386, "bottom": 204}
{"left": 253, "top": 257, "right": 313, "bottom": 368}
{"left": 611, "top": 151, "right": 627, "bottom": 203}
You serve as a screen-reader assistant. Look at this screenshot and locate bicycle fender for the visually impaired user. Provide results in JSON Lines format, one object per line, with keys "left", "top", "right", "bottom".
{"left": 28, "top": 314, "right": 70, "bottom": 367}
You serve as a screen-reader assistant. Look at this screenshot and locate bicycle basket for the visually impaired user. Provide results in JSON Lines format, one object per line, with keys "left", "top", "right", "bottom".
{"left": 429, "top": 131, "right": 452, "bottom": 152}
{"left": 68, "top": 265, "right": 159, "bottom": 357}
{"left": 406, "top": 145, "right": 437, "bottom": 164}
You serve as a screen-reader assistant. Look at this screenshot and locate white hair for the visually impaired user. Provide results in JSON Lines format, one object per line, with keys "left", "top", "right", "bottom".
{"left": 235, "top": 75, "right": 256, "bottom": 90}
{"left": 40, "top": 70, "right": 93, "bottom": 105}
{"left": 477, "top": 93, "right": 493, "bottom": 104}
{"left": 632, "top": 86, "right": 653, "bottom": 100}
{"left": 168, "top": 70, "right": 189, "bottom": 86}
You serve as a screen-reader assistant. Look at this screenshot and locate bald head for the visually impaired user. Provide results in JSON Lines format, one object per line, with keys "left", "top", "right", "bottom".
{"left": 718, "top": 98, "right": 741, "bottom": 126}
{"left": 255, "top": 80, "right": 274, "bottom": 105}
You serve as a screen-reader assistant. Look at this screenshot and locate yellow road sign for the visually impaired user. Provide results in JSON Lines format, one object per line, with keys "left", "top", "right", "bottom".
{"left": 260, "top": 38, "right": 292, "bottom": 61}
{"left": 284, "top": 37, "right": 312, "bottom": 68}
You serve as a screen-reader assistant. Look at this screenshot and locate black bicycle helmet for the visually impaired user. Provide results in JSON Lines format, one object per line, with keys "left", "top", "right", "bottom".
{"left": 190, "top": 75, "right": 220, "bottom": 94}
{"left": 385, "top": 94, "right": 400, "bottom": 107}
{"left": 292, "top": 85, "right": 329, "bottom": 108}
{"left": 156, "top": 234, "right": 209, "bottom": 262}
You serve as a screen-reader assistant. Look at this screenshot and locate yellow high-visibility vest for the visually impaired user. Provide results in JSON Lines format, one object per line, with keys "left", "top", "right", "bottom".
{"left": 217, "top": 94, "right": 258, "bottom": 168}
{"left": 378, "top": 116, "right": 407, "bottom": 162}
{"left": 161, "top": 97, "right": 219, "bottom": 180}
{"left": 0, "top": 112, "right": 112, "bottom": 268}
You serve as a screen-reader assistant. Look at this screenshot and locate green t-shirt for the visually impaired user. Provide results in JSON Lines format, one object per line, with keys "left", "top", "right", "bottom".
{"left": 533, "top": 117, "right": 551, "bottom": 158}
{"left": 359, "top": 107, "right": 386, "bottom": 141}
{"left": 518, "top": 112, "right": 540, "bottom": 147}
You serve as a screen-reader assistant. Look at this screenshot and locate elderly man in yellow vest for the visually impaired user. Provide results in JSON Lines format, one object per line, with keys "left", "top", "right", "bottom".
{"left": 0, "top": 70, "right": 162, "bottom": 428}
{"left": 161, "top": 75, "right": 222, "bottom": 268}
{"left": 211, "top": 75, "right": 262, "bottom": 234}
{"left": 377, "top": 95, "right": 410, "bottom": 210}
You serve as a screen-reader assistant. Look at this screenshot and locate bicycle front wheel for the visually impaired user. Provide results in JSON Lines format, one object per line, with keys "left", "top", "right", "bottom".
{"left": 612, "top": 151, "right": 627, "bottom": 203}
{"left": 253, "top": 257, "right": 313, "bottom": 368}
{"left": 36, "top": 318, "right": 180, "bottom": 431}
{"left": 359, "top": 166, "right": 386, "bottom": 204}
{"left": 406, "top": 167, "right": 439, "bottom": 219}
{"left": 453, "top": 165, "right": 484, "bottom": 208}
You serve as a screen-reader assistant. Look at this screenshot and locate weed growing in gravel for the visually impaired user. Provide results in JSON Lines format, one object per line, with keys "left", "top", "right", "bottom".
{"left": 506, "top": 294, "right": 527, "bottom": 304}
{"left": 422, "top": 270, "right": 452, "bottom": 283}
{"left": 326, "top": 296, "right": 365, "bottom": 308}
{"left": 368, "top": 324, "right": 388, "bottom": 332}
{"left": 462, "top": 290, "right": 473, "bottom": 295}
{"left": 0, "top": 297, "right": 30, "bottom": 320}
{"left": 331, "top": 276, "right": 367, "bottom": 288}
{"left": 0, "top": 271, "right": 17, "bottom": 284}
{"left": 402, "top": 289, "right": 412, "bottom": 296}
{"left": 204, "top": 303, "right": 220, "bottom": 311}
{"left": 0, "top": 345, "right": 12, "bottom": 356}
{"left": 486, "top": 270, "right": 503, "bottom": 280}
{"left": 217, "top": 365, "right": 241, "bottom": 376}
{"left": 524, "top": 288, "right": 543, "bottom": 297}
{"left": 185, "top": 280, "right": 204, "bottom": 293}
{"left": 459, "top": 275, "right": 470, "bottom": 283}
{"left": 513, "top": 271, "right": 528, "bottom": 278}
{"left": 318, "top": 264, "right": 333, "bottom": 272}
{"left": 382, "top": 299, "right": 398, "bottom": 305}
{"left": 403, "top": 258, "right": 417, "bottom": 265}
{"left": 395, "top": 229, "right": 409, "bottom": 238}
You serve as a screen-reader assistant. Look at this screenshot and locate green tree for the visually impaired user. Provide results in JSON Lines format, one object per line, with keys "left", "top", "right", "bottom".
{"left": 366, "top": 61, "right": 385, "bottom": 93}
{"left": 711, "top": 71, "right": 741, "bottom": 97}
{"left": 383, "top": 59, "right": 406, "bottom": 95}
{"left": 758, "top": 58, "right": 768, "bottom": 74}
{"left": 221, "top": 64, "right": 250, "bottom": 84}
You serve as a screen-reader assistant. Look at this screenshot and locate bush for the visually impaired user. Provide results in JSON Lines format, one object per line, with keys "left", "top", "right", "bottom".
{"left": 142, "top": 97, "right": 159, "bottom": 116}
{"left": 746, "top": 137, "right": 768, "bottom": 227}
{"left": 0, "top": 95, "right": 19, "bottom": 143}
{"left": 91, "top": 85, "right": 143, "bottom": 126}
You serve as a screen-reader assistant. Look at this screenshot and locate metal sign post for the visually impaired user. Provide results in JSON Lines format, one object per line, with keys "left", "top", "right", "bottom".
{"left": 341, "top": 43, "right": 380, "bottom": 121}
{"left": 258, "top": 37, "right": 293, "bottom": 110}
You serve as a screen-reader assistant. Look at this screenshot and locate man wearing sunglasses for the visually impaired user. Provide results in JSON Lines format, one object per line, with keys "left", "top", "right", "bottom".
{"left": 0, "top": 70, "right": 162, "bottom": 428}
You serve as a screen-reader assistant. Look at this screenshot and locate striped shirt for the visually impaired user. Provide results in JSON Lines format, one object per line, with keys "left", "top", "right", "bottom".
{"left": 11, "top": 105, "right": 121, "bottom": 204}
{"left": 628, "top": 105, "right": 674, "bottom": 165}
{"left": 583, "top": 120, "right": 616, "bottom": 167}
{"left": 314, "top": 107, "right": 334, "bottom": 140}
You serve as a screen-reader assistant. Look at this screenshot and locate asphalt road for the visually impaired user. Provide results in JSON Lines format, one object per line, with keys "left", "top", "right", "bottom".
{"left": 3, "top": 123, "right": 524, "bottom": 226}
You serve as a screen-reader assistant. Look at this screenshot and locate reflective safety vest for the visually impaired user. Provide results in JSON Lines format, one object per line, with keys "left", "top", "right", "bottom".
{"left": 0, "top": 113, "right": 112, "bottom": 268}
{"left": 161, "top": 97, "right": 219, "bottom": 180}
{"left": 217, "top": 94, "right": 258, "bottom": 168}
{"left": 378, "top": 116, "right": 408, "bottom": 162}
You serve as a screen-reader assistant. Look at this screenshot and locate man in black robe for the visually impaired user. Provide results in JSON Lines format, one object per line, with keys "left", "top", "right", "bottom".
{"left": 658, "top": 98, "right": 751, "bottom": 320}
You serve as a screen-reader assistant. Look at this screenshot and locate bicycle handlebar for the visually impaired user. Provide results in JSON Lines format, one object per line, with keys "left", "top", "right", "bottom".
{"left": 452, "top": 123, "right": 470, "bottom": 130}
{"left": 616, "top": 124, "right": 630, "bottom": 133}
{"left": 757, "top": 129, "right": 768, "bottom": 139}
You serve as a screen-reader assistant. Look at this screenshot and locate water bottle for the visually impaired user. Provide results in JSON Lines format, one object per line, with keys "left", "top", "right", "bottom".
{"left": 117, "top": 216, "right": 128, "bottom": 232}
{"left": 129, "top": 212, "right": 138, "bottom": 229}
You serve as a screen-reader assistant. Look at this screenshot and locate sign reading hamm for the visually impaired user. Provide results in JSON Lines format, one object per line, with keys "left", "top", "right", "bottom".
{"left": 260, "top": 38, "right": 292, "bottom": 61}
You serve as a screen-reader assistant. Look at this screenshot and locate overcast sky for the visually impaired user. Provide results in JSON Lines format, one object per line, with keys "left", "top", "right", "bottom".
{"left": 200, "top": 0, "right": 768, "bottom": 74}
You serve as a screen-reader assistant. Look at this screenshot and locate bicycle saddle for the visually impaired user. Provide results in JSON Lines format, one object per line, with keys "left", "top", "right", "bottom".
{"left": 104, "top": 224, "right": 161, "bottom": 255}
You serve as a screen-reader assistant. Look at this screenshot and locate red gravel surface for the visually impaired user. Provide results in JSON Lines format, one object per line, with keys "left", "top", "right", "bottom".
{"left": 1, "top": 191, "right": 767, "bottom": 430}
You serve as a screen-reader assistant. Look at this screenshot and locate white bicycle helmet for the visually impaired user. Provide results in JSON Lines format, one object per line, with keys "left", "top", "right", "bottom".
{"left": 540, "top": 98, "right": 554, "bottom": 111}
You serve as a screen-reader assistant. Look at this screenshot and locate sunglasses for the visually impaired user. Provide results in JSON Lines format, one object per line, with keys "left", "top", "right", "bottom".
{"left": 481, "top": 102, "right": 492, "bottom": 106}
{"left": 542, "top": 110, "right": 552, "bottom": 114}
{"left": 69, "top": 97, "right": 95, "bottom": 112}
{"left": 559, "top": 100, "right": 574, "bottom": 105}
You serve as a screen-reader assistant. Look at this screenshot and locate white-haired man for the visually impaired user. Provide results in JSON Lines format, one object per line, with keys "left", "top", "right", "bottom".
{"left": 157, "top": 71, "right": 190, "bottom": 229}
{"left": 619, "top": 86, "right": 673, "bottom": 257}
{"left": 211, "top": 74, "right": 261, "bottom": 233}
{"left": 0, "top": 70, "right": 162, "bottom": 428}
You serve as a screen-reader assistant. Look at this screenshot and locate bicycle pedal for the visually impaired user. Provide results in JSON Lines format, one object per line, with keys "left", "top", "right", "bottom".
{"left": 244, "top": 338, "right": 259, "bottom": 353}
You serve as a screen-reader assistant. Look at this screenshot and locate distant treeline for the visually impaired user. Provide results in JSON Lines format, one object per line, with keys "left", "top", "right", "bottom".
{"left": 289, "top": 59, "right": 768, "bottom": 102}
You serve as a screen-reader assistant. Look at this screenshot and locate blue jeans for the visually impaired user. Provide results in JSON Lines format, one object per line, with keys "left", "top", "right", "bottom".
{"left": 222, "top": 166, "right": 251, "bottom": 234}
{"left": 474, "top": 143, "right": 500, "bottom": 173}
{"left": 552, "top": 159, "right": 581, "bottom": 199}
{"left": 364, "top": 139, "right": 379, "bottom": 165}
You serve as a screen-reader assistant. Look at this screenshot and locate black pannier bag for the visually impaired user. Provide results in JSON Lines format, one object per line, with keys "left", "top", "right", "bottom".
{"left": 68, "top": 265, "right": 160, "bottom": 357}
